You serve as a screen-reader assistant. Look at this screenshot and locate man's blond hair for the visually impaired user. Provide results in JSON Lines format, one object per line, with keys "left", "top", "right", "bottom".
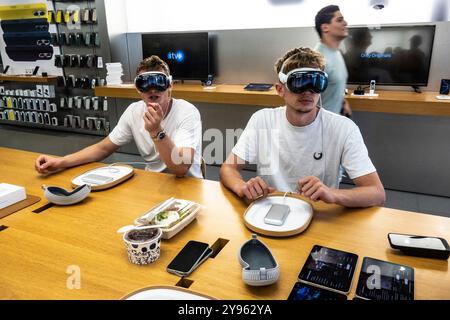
{"left": 274, "top": 47, "right": 325, "bottom": 76}
{"left": 136, "top": 55, "right": 170, "bottom": 75}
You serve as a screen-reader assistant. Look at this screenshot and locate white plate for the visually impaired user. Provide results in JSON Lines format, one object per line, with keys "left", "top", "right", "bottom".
{"left": 71, "top": 165, "right": 134, "bottom": 191}
{"left": 121, "top": 286, "right": 214, "bottom": 300}
{"left": 244, "top": 194, "right": 313, "bottom": 237}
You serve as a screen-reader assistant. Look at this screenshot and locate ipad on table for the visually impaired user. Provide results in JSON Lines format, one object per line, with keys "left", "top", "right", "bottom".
{"left": 298, "top": 245, "right": 358, "bottom": 294}
{"left": 355, "top": 257, "right": 414, "bottom": 300}
{"left": 287, "top": 282, "right": 347, "bottom": 300}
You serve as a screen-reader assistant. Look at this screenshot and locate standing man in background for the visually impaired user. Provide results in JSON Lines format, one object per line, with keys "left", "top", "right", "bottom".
{"left": 314, "top": 5, "right": 352, "bottom": 117}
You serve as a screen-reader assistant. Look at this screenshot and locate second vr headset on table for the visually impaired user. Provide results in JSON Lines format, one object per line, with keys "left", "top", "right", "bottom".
{"left": 278, "top": 68, "right": 328, "bottom": 94}
{"left": 134, "top": 72, "right": 172, "bottom": 93}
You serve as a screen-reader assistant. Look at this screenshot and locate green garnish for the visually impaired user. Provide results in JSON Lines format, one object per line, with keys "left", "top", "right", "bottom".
{"left": 156, "top": 211, "right": 169, "bottom": 220}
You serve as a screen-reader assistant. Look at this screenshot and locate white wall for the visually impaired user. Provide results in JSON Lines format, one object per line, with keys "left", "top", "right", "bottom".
{"left": 124, "top": 0, "right": 449, "bottom": 33}
{"left": 104, "top": 0, "right": 127, "bottom": 37}
{"left": 103, "top": 0, "right": 130, "bottom": 77}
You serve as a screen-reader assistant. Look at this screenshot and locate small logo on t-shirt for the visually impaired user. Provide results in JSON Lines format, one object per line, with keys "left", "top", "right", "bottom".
{"left": 313, "top": 152, "right": 323, "bottom": 160}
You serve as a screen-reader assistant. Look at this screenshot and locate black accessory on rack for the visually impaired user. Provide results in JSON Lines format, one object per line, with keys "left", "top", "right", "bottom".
{"left": 74, "top": 77, "right": 82, "bottom": 88}
{"left": 68, "top": 33, "right": 76, "bottom": 46}
{"left": 79, "top": 55, "right": 88, "bottom": 68}
{"left": 94, "top": 32, "right": 100, "bottom": 47}
{"left": 81, "top": 8, "right": 90, "bottom": 23}
{"left": 81, "top": 76, "right": 91, "bottom": 89}
{"left": 67, "top": 75, "right": 76, "bottom": 88}
{"left": 86, "top": 54, "right": 95, "bottom": 68}
{"left": 75, "top": 32, "right": 83, "bottom": 46}
{"left": 70, "top": 54, "right": 79, "bottom": 68}
{"left": 3, "top": 31, "right": 51, "bottom": 46}
{"left": 54, "top": 55, "right": 62, "bottom": 68}
{"left": 6, "top": 45, "right": 53, "bottom": 61}
{"left": 58, "top": 32, "right": 67, "bottom": 45}
{"left": 90, "top": 8, "right": 97, "bottom": 23}
{"left": 63, "top": 54, "right": 70, "bottom": 67}
{"left": 1, "top": 18, "right": 48, "bottom": 32}
{"left": 56, "top": 76, "right": 65, "bottom": 87}
{"left": 51, "top": 33, "right": 59, "bottom": 45}
{"left": 84, "top": 32, "right": 92, "bottom": 46}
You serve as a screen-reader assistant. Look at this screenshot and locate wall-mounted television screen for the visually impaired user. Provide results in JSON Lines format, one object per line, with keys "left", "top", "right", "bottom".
{"left": 341, "top": 25, "right": 435, "bottom": 86}
{"left": 142, "top": 32, "right": 212, "bottom": 81}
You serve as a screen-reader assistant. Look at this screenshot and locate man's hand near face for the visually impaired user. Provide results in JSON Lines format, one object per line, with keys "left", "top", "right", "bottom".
{"left": 144, "top": 102, "right": 164, "bottom": 137}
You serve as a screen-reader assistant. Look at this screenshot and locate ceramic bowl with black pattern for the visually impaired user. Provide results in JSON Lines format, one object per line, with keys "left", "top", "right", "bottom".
{"left": 123, "top": 228, "right": 162, "bottom": 265}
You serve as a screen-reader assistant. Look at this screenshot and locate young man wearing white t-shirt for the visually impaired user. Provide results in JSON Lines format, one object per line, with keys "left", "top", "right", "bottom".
{"left": 35, "top": 55, "right": 202, "bottom": 178}
{"left": 220, "top": 47, "right": 385, "bottom": 207}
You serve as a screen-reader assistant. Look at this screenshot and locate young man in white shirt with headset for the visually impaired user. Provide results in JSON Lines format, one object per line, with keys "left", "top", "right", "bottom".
{"left": 220, "top": 47, "right": 385, "bottom": 207}
{"left": 35, "top": 55, "right": 202, "bottom": 178}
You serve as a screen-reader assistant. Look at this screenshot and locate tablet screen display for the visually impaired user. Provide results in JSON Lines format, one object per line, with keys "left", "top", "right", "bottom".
{"left": 298, "top": 245, "right": 358, "bottom": 293}
{"left": 356, "top": 257, "right": 414, "bottom": 300}
{"left": 287, "top": 282, "right": 347, "bottom": 301}
{"left": 243, "top": 83, "right": 273, "bottom": 91}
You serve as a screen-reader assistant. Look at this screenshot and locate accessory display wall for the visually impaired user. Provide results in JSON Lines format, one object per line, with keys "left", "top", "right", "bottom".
{"left": 0, "top": 0, "right": 112, "bottom": 137}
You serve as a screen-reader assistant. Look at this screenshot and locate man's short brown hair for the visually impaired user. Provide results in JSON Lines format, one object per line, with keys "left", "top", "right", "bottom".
{"left": 136, "top": 55, "right": 170, "bottom": 75}
{"left": 315, "top": 5, "right": 340, "bottom": 39}
{"left": 274, "top": 47, "right": 325, "bottom": 76}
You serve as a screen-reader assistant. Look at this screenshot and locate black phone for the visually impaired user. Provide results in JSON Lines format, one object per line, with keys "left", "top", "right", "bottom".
{"left": 287, "top": 282, "right": 347, "bottom": 301}
{"left": 388, "top": 233, "right": 450, "bottom": 260}
{"left": 167, "top": 240, "right": 211, "bottom": 276}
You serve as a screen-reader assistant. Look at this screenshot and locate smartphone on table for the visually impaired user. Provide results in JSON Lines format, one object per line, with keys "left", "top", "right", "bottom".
{"left": 388, "top": 232, "right": 449, "bottom": 260}
{"left": 167, "top": 240, "right": 212, "bottom": 277}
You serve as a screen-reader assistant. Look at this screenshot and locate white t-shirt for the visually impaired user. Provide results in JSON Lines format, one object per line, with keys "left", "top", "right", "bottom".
{"left": 232, "top": 107, "right": 376, "bottom": 192}
{"left": 109, "top": 98, "right": 202, "bottom": 178}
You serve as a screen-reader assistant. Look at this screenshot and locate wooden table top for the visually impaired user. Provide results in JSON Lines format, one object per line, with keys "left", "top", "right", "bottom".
{"left": 94, "top": 83, "right": 450, "bottom": 116}
{"left": 0, "top": 147, "right": 449, "bottom": 300}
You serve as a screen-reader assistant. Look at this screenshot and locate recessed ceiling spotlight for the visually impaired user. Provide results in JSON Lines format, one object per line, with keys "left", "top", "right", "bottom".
{"left": 370, "top": 0, "right": 388, "bottom": 10}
